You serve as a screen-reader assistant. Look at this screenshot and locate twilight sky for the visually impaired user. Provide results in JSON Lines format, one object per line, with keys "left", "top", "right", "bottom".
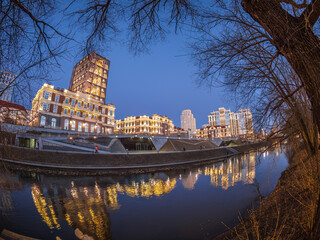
{"left": 50, "top": 32, "right": 238, "bottom": 129}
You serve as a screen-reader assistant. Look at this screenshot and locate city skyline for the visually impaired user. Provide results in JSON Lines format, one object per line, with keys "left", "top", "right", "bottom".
{"left": 49, "top": 34, "right": 238, "bottom": 129}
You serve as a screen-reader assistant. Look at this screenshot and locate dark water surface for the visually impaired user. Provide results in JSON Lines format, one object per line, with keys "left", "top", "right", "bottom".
{"left": 0, "top": 147, "right": 288, "bottom": 240}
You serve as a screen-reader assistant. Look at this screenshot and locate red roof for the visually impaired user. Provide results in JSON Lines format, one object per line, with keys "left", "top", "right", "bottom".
{"left": 0, "top": 100, "right": 26, "bottom": 111}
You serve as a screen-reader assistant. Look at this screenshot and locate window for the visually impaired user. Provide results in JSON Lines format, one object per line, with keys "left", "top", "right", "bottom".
{"left": 95, "top": 106, "right": 98, "bottom": 112}
{"left": 78, "top": 122, "right": 82, "bottom": 132}
{"left": 44, "top": 91, "right": 50, "bottom": 99}
{"left": 94, "top": 115, "right": 97, "bottom": 120}
{"left": 51, "top": 118, "right": 56, "bottom": 128}
{"left": 90, "top": 104, "right": 93, "bottom": 110}
{"left": 64, "top": 109, "right": 68, "bottom": 114}
{"left": 65, "top": 98, "right": 69, "bottom": 104}
{"left": 64, "top": 119, "right": 69, "bottom": 130}
{"left": 102, "top": 108, "right": 105, "bottom": 114}
{"left": 55, "top": 95, "right": 59, "bottom": 102}
{"left": 91, "top": 124, "right": 95, "bottom": 133}
{"left": 96, "top": 126, "right": 100, "bottom": 133}
{"left": 53, "top": 106, "right": 57, "bottom": 113}
{"left": 77, "top": 111, "right": 80, "bottom": 117}
{"left": 71, "top": 100, "right": 75, "bottom": 106}
{"left": 102, "top": 127, "right": 105, "bottom": 133}
{"left": 88, "top": 114, "right": 92, "bottom": 119}
{"left": 40, "top": 116, "right": 46, "bottom": 126}
{"left": 102, "top": 117, "right": 105, "bottom": 122}
{"left": 84, "top": 123, "right": 88, "bottom": 132}
{"left": 70, "top": 110, "right": 74, "bottom": 116}
{"left": 84, "top": 103, "right": 87, "bottom": 108}
{"left": 83, "top": 113, "right": 86, "bottom": 118}
{"left": 109, "top": 110, "right": 112, "bottom": 115}
{"left": 43, "top": 103, "right": 48, "bottom": 110}
{"left": 78, "top": 101, "right": 81, "bottom": 107}
{"left": 70, "top": 120, "right": 76, "bottom": 131}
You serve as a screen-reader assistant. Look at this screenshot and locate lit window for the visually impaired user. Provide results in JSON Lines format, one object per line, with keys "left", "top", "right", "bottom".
{"left": 40, "top": 116, "right": 46, "bottom": 126}
{"left": 64, "top": 119, "right": 69, "bottom": 130}
{"left": 55, "top": 95, "right": 59, "bottom": 102}
{"left": 51, "top": 118, "right": 56, "bottom": 128}
{"left": 44, "top": 91, "right": 50, "bottom": 99}
{"left": 70, "top": 120, "right": 76, "bottom": 131}
{"left": 43, "top": 103, "right": 48, "bottom": 110}
{"left": 102, "top": 117, "right": 105, "bottom": 122}
{"left": 88, "top": 114, "right": 92, "bottom": 119}
{"left": 78, "top": 122, "right": 82, "bottom": 132}
{"left": 53, "top": 106, "right": 57, "bottom": 113}
{"left": 91, "top": 124, "right": 95, "bottom": 133}
{"left": 84, "top": 123, "right": 88, "bottom": 132}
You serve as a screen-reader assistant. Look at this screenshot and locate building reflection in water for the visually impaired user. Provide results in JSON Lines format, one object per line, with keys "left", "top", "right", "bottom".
{"left": 28, "top": 151, "right": 256, "bottom": 240}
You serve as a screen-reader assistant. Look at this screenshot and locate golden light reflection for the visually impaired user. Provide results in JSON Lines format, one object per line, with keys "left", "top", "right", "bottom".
{"left": 31, "top": 184, "right": 61, "bottom": 230}
{"left": 29, "top": 152, "right": 256, "bottom": 240}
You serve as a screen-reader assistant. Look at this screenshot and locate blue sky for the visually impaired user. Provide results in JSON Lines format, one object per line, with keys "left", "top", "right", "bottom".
{"left": 51, "top": 32, "right": 236, "bottom": 128}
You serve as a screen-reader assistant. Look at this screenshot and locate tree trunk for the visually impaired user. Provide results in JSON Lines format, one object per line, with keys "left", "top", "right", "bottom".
{"left": 241, "top": 0, "right": 320, "bottom": 145}
{"left": 242, "top": 0, "right": 320, "bottom": 238}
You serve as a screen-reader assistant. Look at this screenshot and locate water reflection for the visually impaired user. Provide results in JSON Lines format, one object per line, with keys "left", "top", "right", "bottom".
{"left": 0, "top": 148, "right": 286, "bottom": 240}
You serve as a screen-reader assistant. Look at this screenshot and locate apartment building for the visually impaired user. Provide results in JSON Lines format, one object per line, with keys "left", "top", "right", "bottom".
{"left": 31, "top": 83, "right": 115, "bottom": 134}
{"left": 115, "top": 114, "right": 174, "bottom": 136}
{"left": 180, "top": 109, "right": 196, "bottom": 136}
{"left": 200, "top": 107, "right": 254, "bottom": 139}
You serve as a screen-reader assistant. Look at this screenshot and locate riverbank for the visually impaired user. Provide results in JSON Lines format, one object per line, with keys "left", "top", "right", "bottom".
{"left": 215, "top": 147, "right": 320, "bottom": 239}
{"left": 0, "top": 141, "right": 268, "bottom": 175}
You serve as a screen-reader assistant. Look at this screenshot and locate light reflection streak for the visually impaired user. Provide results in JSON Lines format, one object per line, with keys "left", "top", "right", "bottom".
{"left": 28, "top": 151, "right": 259, "bottom": 239}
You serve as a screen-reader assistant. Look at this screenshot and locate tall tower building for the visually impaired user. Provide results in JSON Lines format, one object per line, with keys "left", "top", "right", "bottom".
{"left": 0, "top": 70, "right": 15, "bottom": 102}
{"left": 181, "top": 109, "right": 196, "bottom": 135}
{"left": 238, "top": 108, "right": 254, "bottom": 136}
{"left": 69, "top": 51, "right": 110, "bottom": 103}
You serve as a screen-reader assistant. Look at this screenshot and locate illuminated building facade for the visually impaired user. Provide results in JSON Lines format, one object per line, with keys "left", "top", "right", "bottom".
{"left": 0, "top": 70, "right": 15, "bottom": 102}
{"left": 115, "top": 114, "right": 174, "bottom": 136}
{"left": 238, "top": 108, "right": 254, "bottom": 138}
{"left": 69, "top": 51, "right": 110, "bottom": 103}
{"left": 180, "top": 109, "right": 196, "bottom": 136}
{"left": 204, "top": 107, "right": 254, "bottom": 139}
{"left": 208, "top": 107, "right": 233, "bottom": 138}
{"left": 31, "top": 83, "right": 115, "bottom": 134}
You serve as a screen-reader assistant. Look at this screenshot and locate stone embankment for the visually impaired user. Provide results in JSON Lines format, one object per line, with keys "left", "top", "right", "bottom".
{"left": 0, "top": 142, "right": 268, "bottom": 174}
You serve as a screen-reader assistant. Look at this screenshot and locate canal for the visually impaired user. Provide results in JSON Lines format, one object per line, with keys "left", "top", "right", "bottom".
{"left": 0, "top": 147, "right": 288, "bottom": 240}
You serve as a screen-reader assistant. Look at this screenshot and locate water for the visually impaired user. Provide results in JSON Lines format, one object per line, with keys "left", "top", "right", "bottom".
{"left": 0, "top": 147, "right": 288, "bottom": 240}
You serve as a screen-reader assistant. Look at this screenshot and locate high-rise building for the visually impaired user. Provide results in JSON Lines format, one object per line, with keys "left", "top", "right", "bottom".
{"left": 238, "top": 108, "right": 254, "bottom": 137}
{"left": 69, "top": 51, "right": 110, "bottom": 103}
{"left": 0, "top": 70, "right": 16, "bottom": 102}
{"left": 208, "top": 107, "right": 233, "bottom": 138}
{"left": 180, "top": 109, "right": 196, "bottom": 136}
{"left": 205, "top": 107, "right": 254, "bottom": 139}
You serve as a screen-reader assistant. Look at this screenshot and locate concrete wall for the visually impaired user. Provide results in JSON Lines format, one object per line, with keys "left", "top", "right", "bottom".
{"left": 0, "top": 142, "right": 268, "bottom": 169}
